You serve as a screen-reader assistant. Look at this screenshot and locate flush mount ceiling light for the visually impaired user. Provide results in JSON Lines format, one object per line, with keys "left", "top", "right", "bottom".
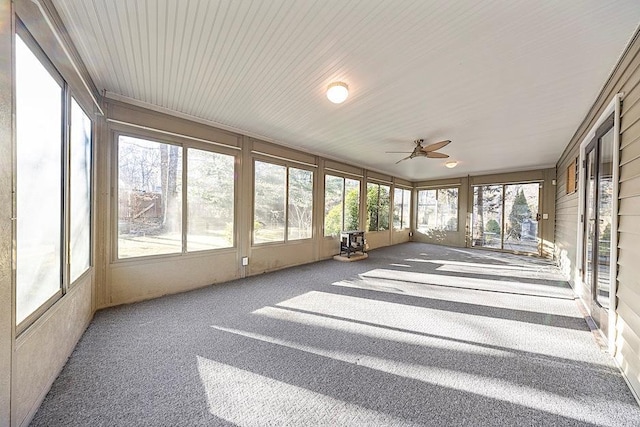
{"left": 326, "top": 82, "right": 349, "bottom": 104}
{"left": 445, "top": 160, "right": 458, "bottom": 168}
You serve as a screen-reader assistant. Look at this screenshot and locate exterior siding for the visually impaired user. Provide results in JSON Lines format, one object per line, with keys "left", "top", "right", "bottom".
{"left": 556, "top": 29, "right": 640, "bottom": 400}
{"left": 618, "top": 50, "right": 640, "bottom": 397}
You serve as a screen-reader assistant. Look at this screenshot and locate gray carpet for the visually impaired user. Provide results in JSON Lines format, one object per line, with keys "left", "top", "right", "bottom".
{"left": 31, "top": 243, "right": 640, "bottom": 426}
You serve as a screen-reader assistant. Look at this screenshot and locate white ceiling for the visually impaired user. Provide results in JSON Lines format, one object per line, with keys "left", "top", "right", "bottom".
{"left": 52, "top": 0, "right": 640, "bottom": 181}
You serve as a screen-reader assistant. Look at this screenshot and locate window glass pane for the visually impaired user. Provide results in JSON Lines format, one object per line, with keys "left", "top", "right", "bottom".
{"left": 70, "top": 99, "right": 92, "bottom": 282}
{"left": 118, "top": 136, "right": 183, "bottom": 258}
{"left": 417, "top": 190, "right": 436, "bottom": 232}
{"left": 368, "top": 183, "right": 390, "bottom": 232}
{"left": 324, "top": 175, "right": 343, "bottom": 237}
{"left": 367, "top": 183, "right": 379, "bottom": 231}
{"left": 254, "top": 161, "right": 286, "bottom": 243}
{"left": 15, "top": 35, "right": 63, "bottom": 323}
{"left": 597, "top": 129, "right": 614, "bottom": 308}
{"left": 472, "top": 185, "right": 503, "bottom": 248}
{"left": 344, "top": 178, "right": 360, "bottom": 231}
{"left": 438, "top": 188, "right": 459, "bottom": 231}
{"left": 402, "top": 189, "right": 411, "bottom": 229}
{"left": 378, "top": 185, "right": 390, "bottom": 231}
{"left": 288, "top": 168, "right": 313, "bottom": 240}
{"left": 393, "top": 188, "right": 411, "bottom": 229}
{"left": 393, "top": 188, "right": 403, "bottom": 229}
{"left": 187, "top": 148, "right": 234, "bottom": 251}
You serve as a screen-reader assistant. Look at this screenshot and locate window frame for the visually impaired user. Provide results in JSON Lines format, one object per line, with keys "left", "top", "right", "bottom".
{"left": 416, "top": 187, "right": 460, "bottom": 232}
{"left": 14, "top": 22, "right": 95, "bottom": 333}
{"left": 366, "top": 181, "right": 391, "bottom": 232}
{"left": 186, "top": 146, "right": 237, "bottom": 253}
{"left": 323, "top": 173, "right": 362, "bottom": 237}
{"left": 112, "top": 129, "right": 239, "bottom": 262}
{"left": 252, "top": 156, "right": 315, "bottom": 246}
{"left": 393, "top": 187, "right": 412, "bottom": 230}
{"left": 68, "top": 96, "right": 94, "bottom": 284}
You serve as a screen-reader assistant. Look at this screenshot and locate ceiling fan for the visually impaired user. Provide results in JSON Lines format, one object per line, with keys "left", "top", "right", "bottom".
{"left": 387, "top": 139, "right": 451, "bottom": 164}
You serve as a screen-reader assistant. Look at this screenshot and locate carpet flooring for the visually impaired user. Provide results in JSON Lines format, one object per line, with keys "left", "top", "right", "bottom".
{"left": 31, "top": 243, "right": 640, "bottom": 426}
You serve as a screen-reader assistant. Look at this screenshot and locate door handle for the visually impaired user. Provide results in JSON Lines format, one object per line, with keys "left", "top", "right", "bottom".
{"left": 536, "top": 213, "right": 541, "bottom": 221}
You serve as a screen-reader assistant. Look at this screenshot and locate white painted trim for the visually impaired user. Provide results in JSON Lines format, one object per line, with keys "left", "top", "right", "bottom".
{"left": 609, "top": 96, "right": 621, "bottom": 351}
{"left": 366, "top": 177, "right": 393, "bottom": 185}
{"left": 32, "top": 0, "right": 104, "bottom": 116}
{"left": 106, "top": 119, "right": 242, "bottom": 151}
{"left": 416, "top": 183, "right": 462, "bottom": 189}
{"left": 323, "top": 167, "right": 364, "bottom": 178}
{"left": 250, "top": 150, "right": 318, "bottom": 168}
{"left": 575, "top": 93, "right": 622, "bottom": 353}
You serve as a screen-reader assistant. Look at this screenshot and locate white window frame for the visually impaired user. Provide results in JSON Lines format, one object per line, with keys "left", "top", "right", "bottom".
{"left": 575, "top": 94, "right": 621, "bottom": 352}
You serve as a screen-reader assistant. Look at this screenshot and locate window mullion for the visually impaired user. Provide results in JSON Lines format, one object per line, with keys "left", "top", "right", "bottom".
{"left": 285, "top": 167, "right": 290, "bottom": 242}
{"left": 341, "top": 178, "right": 346, "bottom": 231}
{"left": 62, "top": 82, "right": 70, "bottom": 295}
{"left": 182, "top": 147, "right": 188, "bottom": 253}
{"left": 400, "top": 189, "right": 403, "bottom": 228}
{"left": 377, "top": 185, "right": 381, "bottom": 231}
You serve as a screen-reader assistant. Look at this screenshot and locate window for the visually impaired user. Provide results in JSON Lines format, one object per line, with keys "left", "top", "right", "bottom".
{"left": 187, "top": 148, "right": 235, "bottom": 251}
{"left": 16, "top": 34, "right": 63, "bottom": 324}
{"left": 253, "top": 160, "right": 314, "bottom": 244}
{"left": 288, "top": 168, "right": 313, "bottom": 240}
{"left": 417, "top": 188, "right": 458, "bottom": 232}
{"left": 117, "top": 136, "right": 236, "bottom": 258}
{"left": 393, "top": 188, "right": 411, "bottom": 229}
{"left": 254, "top": 162, "right": 286, "bottom": 243}
{"left": 367, "top": 183, "right": 390, "bottom": 232}
{"left": 15, "top": 30, "right": 94, "bottom": 326}
{"left": 70, "top": 99, "right": 93, "bottom": 282}
{"left": 324, "top": 175, "right": 360, "bottom": 236}
{"left": 566, "top": 158, "right": 577, "bottom": 194}
{"left": 118, "top": 136, "right": 183, "bottom": 258}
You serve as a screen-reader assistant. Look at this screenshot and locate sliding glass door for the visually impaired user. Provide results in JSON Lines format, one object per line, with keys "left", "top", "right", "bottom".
{"left": 582, "top": 115, "right": 614, "bottom": 338}
{"left": 472, "top": 183, "right": 541, "bottom": 255}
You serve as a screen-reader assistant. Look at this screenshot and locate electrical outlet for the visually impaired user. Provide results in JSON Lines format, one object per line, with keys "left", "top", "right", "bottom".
{"left": 241, "top": 256, "right": 249, "bottom": 266}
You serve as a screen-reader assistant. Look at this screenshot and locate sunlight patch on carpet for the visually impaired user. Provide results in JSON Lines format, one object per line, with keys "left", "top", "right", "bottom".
{"left": 196, "top": 355, "right": 417, "bottom": 426}
{"left": 206, "top": 326, "right": 616, "bottom": 426}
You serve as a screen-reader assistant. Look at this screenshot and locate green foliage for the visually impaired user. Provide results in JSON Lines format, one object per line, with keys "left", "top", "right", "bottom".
{"left": 324, "top": 205, "right": 342, "bottom": 236}
{"left": 344, "top": 188, "right": 360, "bottom": 230}
{"left": 601, "top": 223, "right": 611, "bottom": 242}
{"left": 367, "top": 184, "right": 390, "bottom": 231}
{"left": 324, "top": 187, "right": 360, "bottom": 236}
{"left": 507, "top": 188, "right": 531, "bottom": 239}
{"left": 485, "top": 219, "right": 500, "bottom": 234}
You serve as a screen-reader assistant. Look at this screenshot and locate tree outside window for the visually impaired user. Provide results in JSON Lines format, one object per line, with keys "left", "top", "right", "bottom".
{"left": 324, "top": 175, "right": 360, "bottom": 236}
{"left": 254, "top": 160, "right": 314, "bottom": 244}
{"left": 288, "top": 168, "right": 313, "bottom": 240}
{"left": 118, "top": 136, "right": 183, "bottom": 258}
{"left": 417, "top": 188, "right": 458, "bottom": 232}
{"left": 393, "top": 188, "right": 411, "bottom": 229}
{"left": 367, "top": 183, "right": 390, "bottom": 232}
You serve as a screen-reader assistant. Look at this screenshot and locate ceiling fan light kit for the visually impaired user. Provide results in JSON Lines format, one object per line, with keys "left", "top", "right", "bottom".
{"left": 326, "top": 82, "right": 349, "bottom": 104}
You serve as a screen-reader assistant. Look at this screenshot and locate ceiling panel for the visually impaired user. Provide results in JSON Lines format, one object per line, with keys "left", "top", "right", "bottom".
{"left": 52, "top": 0, "right": 640, "bottom": 180}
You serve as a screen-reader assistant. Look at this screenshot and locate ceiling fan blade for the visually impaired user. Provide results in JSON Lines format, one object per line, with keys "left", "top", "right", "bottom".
{"left": 385, "top": 151, "right": 412, "bottom": 154}
{"left": 421, "top": 140, "right": 451, "bottom": 153}
{"left": 395, "top": 155, "right": 412, "bottom": 164}
{"left": 426, "top": 151, "right": 449, "bottom": 159}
